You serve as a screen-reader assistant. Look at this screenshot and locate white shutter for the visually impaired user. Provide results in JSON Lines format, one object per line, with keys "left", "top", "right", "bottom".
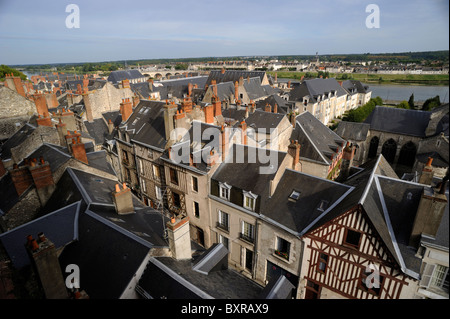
{"left": 420, "top": 263, "right": 435, "bottom": 288}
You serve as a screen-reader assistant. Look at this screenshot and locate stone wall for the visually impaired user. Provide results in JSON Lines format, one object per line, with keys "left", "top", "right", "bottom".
{"left": 0, "top": 87, "right": 35, "bottom": 140}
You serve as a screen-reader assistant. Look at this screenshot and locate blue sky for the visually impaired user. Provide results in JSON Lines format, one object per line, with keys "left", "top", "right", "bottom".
{"left": 0, "top": 0, "right": 448, "bottom": 65}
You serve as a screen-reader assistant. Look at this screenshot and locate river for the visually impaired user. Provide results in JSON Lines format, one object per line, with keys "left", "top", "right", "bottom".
{"left": 368, "top": 83, "right": 449, "bottom": 103}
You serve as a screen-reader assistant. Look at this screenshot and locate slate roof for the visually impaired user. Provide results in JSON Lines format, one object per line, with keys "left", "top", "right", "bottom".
{"left": 0, "top": 201, "right": 81, "bottom": 268}
{"left": 289, "top": 78, "right": 348, "bottom": 103}
{"left": 245, "top": 109, "right": 286, "bottom": 131}
{"left": 107, "top": 70, "right": 145, "bottom": 83}
{"left": 335, "top": 121, "right": 371, "bottom": 141}
{"left": 0, "top": 123, "right": 36, "bottom": 160}
{"left": 58, "top": 210, "right": 152, "bottom": 299}
{"left": 243, "top": 77, "right": 269, "bottom": 101}
{"left": 364, "top": 106, "right": 432, "bottom": 137}
{"left": 206, "top": 70, "right": 267, "bottom": 87}
{"left": 119, "top": 100, "right": 167, "bottom": 151}
{"left": 152, "top": 76, "right": 208, "bottom": 100}
{"left": 137, "top": 256, "right": 264, "bottom": 299}
{"left": 211, "top": 144, "right": 287, "bottom": 201}
{"left": 342, "top": 80, "right": 370, "bottom": 94}
{"left": 291, "top": 112, "right": 346, "bottom": 165}
{"left": 255, "top": 94, "right": 293, "bottom": 114}
{"left": 84, "top": 118, "right": 116, "bottom": 145}
{"left": 261, "top": 169, "right": 353, "bottom": 236}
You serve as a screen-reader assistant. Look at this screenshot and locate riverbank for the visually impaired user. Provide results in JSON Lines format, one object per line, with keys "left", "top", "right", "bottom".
{"left": 269, "top": 71, "right": 449, "bottom": 86}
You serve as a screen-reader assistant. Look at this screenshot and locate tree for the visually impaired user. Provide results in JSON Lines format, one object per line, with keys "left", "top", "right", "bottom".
{"left": 0, "top": 64, "right": 27, "bottom": 81}
{"left": 422, "top": 95, "right": 441, "bottom": 111}
{"left": 408, "top": 93, "right": 415, "bottom": 109}
{"left": 397, "top": 101, "right": 410, "bottom": 109}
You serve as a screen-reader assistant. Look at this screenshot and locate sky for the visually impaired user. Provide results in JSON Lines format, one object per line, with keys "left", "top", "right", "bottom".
{"left": 0, "top": 0, "right": 448, "bottom": 65}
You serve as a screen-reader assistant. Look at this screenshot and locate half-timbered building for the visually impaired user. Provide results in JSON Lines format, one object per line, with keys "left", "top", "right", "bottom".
{"left": 299, "top": 155, "right": 448, "bottom": 299}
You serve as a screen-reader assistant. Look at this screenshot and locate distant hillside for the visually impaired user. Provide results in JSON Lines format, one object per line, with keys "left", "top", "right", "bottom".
{"left": 11, "top": 50, "right": 449, "bottom": 70}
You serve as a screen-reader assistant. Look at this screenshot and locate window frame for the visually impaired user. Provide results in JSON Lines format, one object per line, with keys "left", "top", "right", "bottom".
{"left": 193, "top": 201, "right": 200, "bottom": 218}
{"left": 169, "top": 167, "right": 179, "bottom": 185}
{"left": 192, "top": 176, "right": 198, "bottom": 192}
{"left": 241, "top": 221, "right": 255, "bottom": 243}
{"left": 219, "top": 182, "right": 231, "bottom": 201}
{"left": 218, "top": 210, "right": 229, "bottom": 231}
{"left": 317, "top": 252, "right": 329, "bottom": 274}
{"left": 275, "top": 236, "right": 291, "bottom": 261}
{"left": 343, "top": 228, "right": 362, "bottom": 249}
{"left": 243, "top": 191, "right": 257, "bottom": 211}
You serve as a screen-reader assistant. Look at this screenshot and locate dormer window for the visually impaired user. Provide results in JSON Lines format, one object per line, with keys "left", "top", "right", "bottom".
{"left": 219, "top": 182, "right": 231, "bottom": 201}
{"left": 243, "top": 191, "right": 257, "bottom": 211}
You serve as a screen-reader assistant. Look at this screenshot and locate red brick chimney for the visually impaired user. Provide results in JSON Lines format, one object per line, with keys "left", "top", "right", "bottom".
{"left": 338, "top": 142, "right": 355, "bottom": 181}
{"left": 274, "top": 73, "right": 278, "bottom": 83}
{"left": 76, "top": 84, "right": 82, "bottom": 95}
{"left": 288, "top": 81, "right": 291, "bottom": 89}
{"left": 419, "top": 157, "right": 434, "bottom": 185}
{"left": 33, "top": 92, "right": 49, "bottom": 117}
{"left": 112, "top": 183, "right": 134, "bottom": 215}
{"left": 83, "top": 76, "right": 89, "bottom": 89}
{"left": 132, "top": 94, "right": 140, "bottom": 107}
{"left": 211, "top": 80, "right": 218, "bottom": 97}
{"left": 203, "top": 104, "right": 214, "bottom": 124}
{"left": 107, "top": 119, "right": 114, "bottom": 134}
{"left": 36, "top": 113, "right": 53, "bottom": 127}
{"left": 264, "top": 103, "right": 272, "bottom": 113}
{"left": 83, "top": 92, "right": 94, "bottom": 123}
{"left": 188, "top": 83, "right": 193, "bottom": 97}
{"left": 291, "top": 113, "right": 296, "bottom": 128}
{"left": 120, "top": 98, "right": 133, "bottom": 122}
{"left": 239, "top": 121, "right": 247, "bottom": 145}
{"left": 234, "top": 81, "right": 239, "bottom": 102}
{"left": 212, "top": 95, "right": 222, "bottom": 117}
{"left": 44, "top": 92, "right": 58, "bottom": 109}
{"left": 10, "top": 163, "right": 34, "bottom": 196}
{"left": 122, "top": 79, "right": 130, "bottom": 89}
{"left": 182, "top": 97, "right": 193, "bottom": 113}
{"left": 71, "top": 137, "right": 88, "bottom": 164}
{"left": 26, "top": 233, "right": 69, "bottom": 299}
{"left": 288, "top": 140, "right": 301, "bottom": 170}
{"left": 249, "top": 100, "right": 256, "bottom": 113}
{"left": 273, "top": 103, "right": 278, "bottom": 113}
{"left": 4, "top": 74, "right": 26, "bottom": 97}
{"left": 221, "top": 68, "right": 226, "bottom": 74}
{"left": 29, "top": 156, "right": 55, "bottom": 205}
{"left": 55, "top": 119, "right": 68, "bottom": 147}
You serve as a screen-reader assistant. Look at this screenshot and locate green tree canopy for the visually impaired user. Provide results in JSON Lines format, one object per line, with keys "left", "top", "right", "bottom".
{"left": 0, "top": 64, "right": 27, "bottom": 81}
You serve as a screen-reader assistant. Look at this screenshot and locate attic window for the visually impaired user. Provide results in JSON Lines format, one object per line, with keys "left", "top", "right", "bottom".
{"left": 289, "top": 190, "right": 301, "bottom": 201}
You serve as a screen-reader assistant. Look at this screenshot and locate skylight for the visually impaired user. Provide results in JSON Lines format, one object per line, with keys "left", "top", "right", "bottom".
{"left": 289, "top": 190, "right": 300, "bottom": 201}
